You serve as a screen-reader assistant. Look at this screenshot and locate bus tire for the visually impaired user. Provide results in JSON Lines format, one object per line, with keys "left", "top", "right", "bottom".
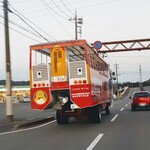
{"left": 105, "top": 105, "right": 110, "bottom": 115}
{"left": 56, "top": 110, "right": 69, "bottom": 125}
{"left": 89, "top": 106, "right": 101, "bottom": 123}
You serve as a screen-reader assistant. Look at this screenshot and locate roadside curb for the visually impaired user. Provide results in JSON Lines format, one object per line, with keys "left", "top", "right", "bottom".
{"left": 13, "top": 116, "right": 55, "bottom": 130}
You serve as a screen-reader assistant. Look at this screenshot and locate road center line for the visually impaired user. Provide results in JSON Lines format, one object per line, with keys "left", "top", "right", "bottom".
{"left": 125, "top": 104, "right": 128, "bottom": 107}
{"left": 111, "top": 114, "right": 119, "bottom": 122}
{"left": 86, "top": 133, "right": 104, "bottom": 150}
{"left": 120, "top": 108, "right": 124, "bottom": 111}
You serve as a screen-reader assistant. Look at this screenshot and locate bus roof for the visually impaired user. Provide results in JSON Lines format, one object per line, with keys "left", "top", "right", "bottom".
{"left": 30, "top": 39, "right": 108, "bottom": 66}
{"left": 30, "top": 39, "right": 86, "bottom": 49}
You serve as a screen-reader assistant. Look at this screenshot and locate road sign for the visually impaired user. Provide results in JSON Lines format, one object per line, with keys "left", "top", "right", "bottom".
{"left": 93, "top": 41, "right": 102, "bottom": 50}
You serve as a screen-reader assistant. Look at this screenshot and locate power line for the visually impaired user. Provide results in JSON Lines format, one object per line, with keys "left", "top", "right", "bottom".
{"left": 107, "top": 55, "right": 150, "bottom": 58}
{"left": 0, "top": 14, "right": 46, "bottom": 40}
{"left": 71, "top": 0, "right": 121, "bottom": 10}
{"left": 59, "top": 0, "right": 74, "bottom": 16}
{"left": 3, "top": 1, "right": 73, "bottom": 41}
{"left": 5, "top": 0, "right": 121, "bottom": 19}
{"left": 9, "top": 3, "right": 57, "bottom": 41}
{"left": 0, "top": 21, "right": 41, "bottom": 42}
{"left": 41, "top": 0, "right": 73, "bottom": 38}
{"left": 41, "top": 0, "right": 69, "bottom": 20}
{"left": 50, "top": 0, "right": 73, "bottom": 18}
{"left": 1, "top": 1, "right": 45, "bottom": 42}
{"left": 7, "top": 0, "right": 119, "bottom": 20}
{"left": 8, "top": 7, "right": 50, "bottom": 42}
{"left": 9, "top": 0, "right": 79, "bottom": 13}
{"left": 11, "top": 0, "right": 30, "bottom": 4}
{"left": 7, "top": 0, "right": 72, "bottom": 15}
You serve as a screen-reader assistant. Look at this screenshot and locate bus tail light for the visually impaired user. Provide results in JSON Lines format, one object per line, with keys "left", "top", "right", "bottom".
{"left": 73, "top": 80, "right": 87, "bottom": 85}
{"left": 74, "top": 80, "right": 78, "bottom": 84}
{"left": 38, "top": 83, "right": 41, "bottom": 87}
{"left": 42, "top": 83, "right": 45, "bottom": 87}
{"left": 33, "top": 82, "right": 49, "bottom": 88}
{"left": 83, "top": 80, "right": 87, "bottom": 84}
{"left": 33, "top": 83, "right": 37, "bottom": 87}
{"left": 78, "top": 80, "right": 82, "bottom": 84}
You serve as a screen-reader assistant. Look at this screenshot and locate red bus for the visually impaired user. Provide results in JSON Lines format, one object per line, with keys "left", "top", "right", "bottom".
{"left": 29, "top": 40, "right": 113, "bottom": 124}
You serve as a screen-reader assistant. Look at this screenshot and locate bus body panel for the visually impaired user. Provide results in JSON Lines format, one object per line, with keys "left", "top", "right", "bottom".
{"left": 30, "top": 87, "right": 51, "bottom": 110}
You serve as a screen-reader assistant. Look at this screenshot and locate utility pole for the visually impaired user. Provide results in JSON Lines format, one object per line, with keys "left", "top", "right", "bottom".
{"left": 114, "top": 63, "right": 119, "bottom": 96}
{"left": 4, "top": 0, "right": 13, "bottom": 122}
{"left": 75, "top": 11, "right": 77, "bottom": 40}
{"left": 139, "top": 65, "right": 143, "bottom": 89}
{"left": 69, "top": 11, "right": 83, "bottom": 40}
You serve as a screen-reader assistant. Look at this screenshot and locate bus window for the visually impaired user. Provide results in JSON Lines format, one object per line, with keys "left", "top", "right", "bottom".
{"left": 58, "top": 51, "right": 62, "bottom": 58}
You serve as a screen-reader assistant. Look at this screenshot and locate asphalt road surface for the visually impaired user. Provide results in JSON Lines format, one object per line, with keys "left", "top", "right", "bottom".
{"left": 0, "top": 87, "right": 150, "bottom": 150}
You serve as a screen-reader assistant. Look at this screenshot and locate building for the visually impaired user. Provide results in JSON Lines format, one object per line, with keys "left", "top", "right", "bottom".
{"left": 0, "top": 86, "right": 30, "bottom": 103}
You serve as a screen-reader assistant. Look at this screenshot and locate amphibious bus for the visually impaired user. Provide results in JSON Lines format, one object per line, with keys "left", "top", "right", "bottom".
{"left": 29, "top": 40, "right": 113, "bottom": 124}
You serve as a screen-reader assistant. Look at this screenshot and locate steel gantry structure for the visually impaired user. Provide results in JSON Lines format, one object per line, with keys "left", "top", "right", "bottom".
{"left": 93, "top": 38, "right": 150, "bottom": 53}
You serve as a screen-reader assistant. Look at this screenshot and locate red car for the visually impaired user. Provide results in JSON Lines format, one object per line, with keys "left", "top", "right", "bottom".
{"left": 130, "top": 91, "right": 150, "bottom": 111}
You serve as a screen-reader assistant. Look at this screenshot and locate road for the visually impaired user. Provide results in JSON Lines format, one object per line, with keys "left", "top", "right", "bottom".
{"left": 0, "top": 87, "right": 150, "bottom": 150}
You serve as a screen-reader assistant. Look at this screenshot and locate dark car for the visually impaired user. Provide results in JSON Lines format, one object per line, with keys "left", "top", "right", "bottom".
{"left": 130, "top": 91, "right": 150, "bottom": 111}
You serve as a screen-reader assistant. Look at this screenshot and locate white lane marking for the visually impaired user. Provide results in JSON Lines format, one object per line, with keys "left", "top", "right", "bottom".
{"left": 0, "top": 120, "right": 56, "bottom": 136}
{"left": 26, "top": 118, "right": 34, "bottom": 120}
{"left": 120, "top": 108, "right": 124, "bottom": 111}
{"left": 86, "top": 133, "right": 104, "bottom": 150}
{"left": 111, "top": 114, "right": 119, "bottom": 122}
{"left": 125, "top": 104, "right": 128, "bottom": 107}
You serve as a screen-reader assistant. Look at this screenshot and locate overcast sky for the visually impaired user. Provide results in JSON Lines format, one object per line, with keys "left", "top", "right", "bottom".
{"left": 0, "top": 0, "right": 150, "bottom": 83}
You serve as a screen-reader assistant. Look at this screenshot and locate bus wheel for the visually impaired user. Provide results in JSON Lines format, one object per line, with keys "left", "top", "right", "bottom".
{"left": 105, "top": 105, "right": 110, "bottom": 115}
{"left": 89, "top": 106, "right": 101, "bottom": 123}
{"left": 56, "top": 110, "right": 63, "bottom": 124}
{"left": 56, "top": 110, "right": 69, "bottom": 125}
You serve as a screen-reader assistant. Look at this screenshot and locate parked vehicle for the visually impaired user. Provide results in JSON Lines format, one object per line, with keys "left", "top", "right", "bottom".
{"left": 29, "top": 40, "right": 114, "bottom": 124}
{"left": 24, "top": 96, "right": 30, "bottom": 102}
{"left": 130, "top": 91, "right": 150, "bottom": 111}
{"left": 20, "top": 96, "right": 30, "bottom": 103}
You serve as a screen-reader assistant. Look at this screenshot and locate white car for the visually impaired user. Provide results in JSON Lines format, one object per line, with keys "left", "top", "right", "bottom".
{"left": 23, "top": 97, "right": 30, "bottom": 102}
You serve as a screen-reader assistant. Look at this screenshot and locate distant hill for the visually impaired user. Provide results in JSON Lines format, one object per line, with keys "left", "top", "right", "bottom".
{"left": 120, "top": 79, "right": 150, "bottom": 88}
{"left": 0, "top": 79, "right": 150, "bottom": 87}
{"left": 143, "top": 79, "right": 150, "bottom": 87}
{"left": 0, "top": 80, "right": 29, "bottom": 86}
